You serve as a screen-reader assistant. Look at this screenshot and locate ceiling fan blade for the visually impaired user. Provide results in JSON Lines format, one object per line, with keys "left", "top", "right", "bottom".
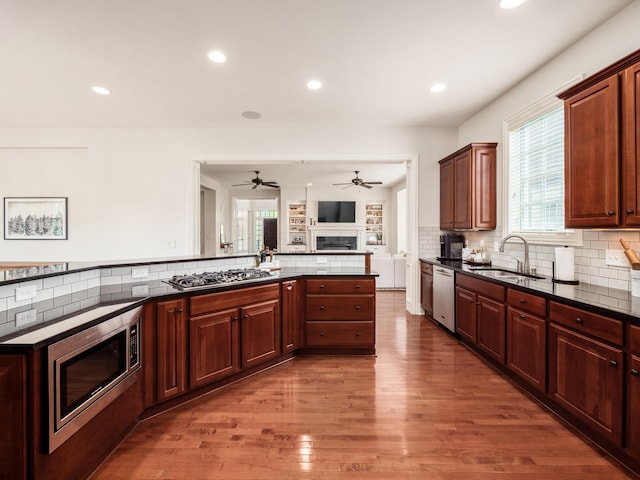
{"left": 252, "top": 184, "right": 258, "bottom": 190}
{"left": 264, "top": 183, "right": 280, "bottom": 188}
{"left": 362, "top": 184, "right": 373, "bottom": 189}
{"left": 332, "top": 182, "right": 352, "bottom": 186}
{"left": 262, "top": 181, "right": 278, "bottom": 185}
{"left": 364, "top": 181, "right": 383, "bottom": 185}
{"left": 232, "top": 182, "right": 252, "bottom": 186}
{"left": 342, "top": 184, "right": 354, "bottom": 189}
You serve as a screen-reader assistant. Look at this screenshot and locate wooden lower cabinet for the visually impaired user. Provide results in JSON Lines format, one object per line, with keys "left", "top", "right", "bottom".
{"left": 156, "top": 298, "right": 187, "bottom": 401}
{"left": 506, "top": 306, "right": 546, "bottom": 392}
{"left": 189, "top": 308, "right": 240, "bottom": 388}
{"left": 240, "top": 299, "right": 280, "bottom": 368}
{"left": 281, "top": 280, "right": 301, "bottom": 353}
{"left": 306, "top": 321, "right": 374, "bottom": 347}
{"left": 420, "top": 261, "right": 433, "bottom": 316}
{"left": 455, "top": 286, "right": 477, "bottom": 342}
{"left": 548, "top": 323, "right": 623, "bottom": 446}
{"left": 0, "top": 354, "right": 27, "bottom": 480}
{"left": 628, "top": 355, "right": 640, "bottom": 458}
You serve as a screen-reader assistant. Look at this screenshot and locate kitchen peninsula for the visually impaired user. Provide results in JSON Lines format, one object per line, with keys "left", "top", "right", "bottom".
{"left": 0, "top": 252, "right": 376, "bottom": 480}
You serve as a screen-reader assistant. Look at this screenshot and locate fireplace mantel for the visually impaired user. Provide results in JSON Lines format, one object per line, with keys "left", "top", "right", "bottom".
{"left": 308, "top": 225, "right": 366, "bottom": 251}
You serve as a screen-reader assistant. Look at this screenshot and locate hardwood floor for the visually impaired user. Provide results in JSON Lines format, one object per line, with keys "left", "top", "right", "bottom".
{"left": 93, "top": 291, "right": 635, "bottom": 479}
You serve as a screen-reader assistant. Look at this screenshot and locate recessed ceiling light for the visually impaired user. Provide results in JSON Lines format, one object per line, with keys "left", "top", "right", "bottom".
{"left": 430, "top": 83, "right": 446, "bottom": 93}
{"left": 241, "top": 111, "right": 262, "bottom": 119}
{"left": 500, "top": 0, "right": 527, "bottom": 9}
{"left": 91, "top": 86, "right": 111, "bottom": 95}
{"left": 208, "top": 50, "right": 227, "bottom": 63}
{"left": 307, "top": 79, "right": 322, "bottom": 90}
{"left": 307, "top": 182, "right": 313, "bottom": 186}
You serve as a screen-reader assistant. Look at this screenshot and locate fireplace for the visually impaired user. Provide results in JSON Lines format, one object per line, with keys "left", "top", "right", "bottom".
{"left": 316, "top": 236, "right": 358, "bottom": 251}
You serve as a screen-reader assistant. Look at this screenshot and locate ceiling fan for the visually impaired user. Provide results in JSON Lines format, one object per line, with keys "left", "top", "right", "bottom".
{"left": 332, "top": 171, "right": 383, "bottom": 189}
{"left": 232, "top": 171, "right": 280, "bottom": 189}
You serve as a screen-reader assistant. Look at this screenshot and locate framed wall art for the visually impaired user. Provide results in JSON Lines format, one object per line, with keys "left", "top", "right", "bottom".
{"left": 4, "top": 197, "right": 68, "bottom": 240}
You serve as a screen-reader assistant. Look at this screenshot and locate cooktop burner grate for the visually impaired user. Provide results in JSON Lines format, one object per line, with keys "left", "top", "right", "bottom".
{"left": 164, "top": 268, "right": 273, "bottom": 291}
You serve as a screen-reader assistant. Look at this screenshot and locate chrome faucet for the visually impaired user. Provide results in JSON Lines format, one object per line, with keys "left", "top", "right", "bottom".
{"left": 499, "top": 235, "right": 530, "bottom": 275}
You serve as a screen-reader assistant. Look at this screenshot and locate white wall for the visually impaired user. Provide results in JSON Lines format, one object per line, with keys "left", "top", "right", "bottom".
{"left": 0, "top": 126, "right": 457, "bottom": 261}
{"left": 200, "top": 174, "right": 232, "bottom": 255}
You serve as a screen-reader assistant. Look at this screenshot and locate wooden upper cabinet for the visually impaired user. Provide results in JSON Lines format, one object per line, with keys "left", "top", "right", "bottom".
{"left": 439, "top": 143, "right": 497, "bottom": 231}
{"left": 559, "top": 48, "right": 640, "bottom": 228}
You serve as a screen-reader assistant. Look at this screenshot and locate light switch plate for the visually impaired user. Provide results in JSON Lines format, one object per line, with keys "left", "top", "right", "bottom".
{"left": 15, "top": 285, "right": 37, "bottom": 302}
{"left": 605, "top": 249, "right": 629, "bottom": 267}
{"left": 131, "top": 267, "right": 149, "bottom": 279}
{"left": 15, "top": 309, "right": 37, "bottom": 327}
{"left": 131, "top": 285, "right": 149, "bottom": 296}
{"left": 316, "top": 256, "right": 327, "bottom": 264}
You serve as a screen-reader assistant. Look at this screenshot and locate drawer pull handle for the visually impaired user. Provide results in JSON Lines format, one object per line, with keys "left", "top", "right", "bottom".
{"left": 320, "top": 332, "right": 324, "bottom": 337}
{"left": 320, "top": 305, "right": 325, "bottom": 310}
{"left": 607, "top": 210, "right": 615, "bottom": 216}
{"left": 286, "top": 284, "right": 293, "bottom": 291}
{"left": 356, "top": 284, "right": 361, "bottom": 289}
{"left": 356, "top": 305, "right": 361, "bottom": 310}
{"left": 627, "top": 209, "right": 635, "bottom": 215}
{"left": 575, "top": 317, "right": 584, "bottom": 324}
{"left": 319, "top": 284, "right": 325, "bottom": 289}
{"left": 355, "top": 332, "right": 360, "bottom": 336}
{"left": 520, "top": 299, "right": 526, "bottom": 304}
{"left": 609, "top": 360, "right": 618, "bottom": 367}
{"left": 176, "top": 308, "right": 183, "bottom": 313}
{"left": 520, "top": 314, "right": 526, "bottom": 319}
{"left": 476, "top": 302, "right": 480, "bottom": 306}
{"left": 631, "top": 369, "right": 640, "bottom": 376}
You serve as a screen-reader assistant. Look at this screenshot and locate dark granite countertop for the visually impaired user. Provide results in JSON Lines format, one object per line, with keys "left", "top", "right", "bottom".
{"left": 421, "top": 257, "right": 640, "bottom": 324}
{"left": 0, "top": 266, "right": 377, "bottom": 349}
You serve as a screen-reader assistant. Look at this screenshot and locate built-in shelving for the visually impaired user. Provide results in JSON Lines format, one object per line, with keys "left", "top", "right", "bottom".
{"left": 365, "top": 202, "right": 384, "bottom": 246}
{"left": 287, "top": 202, "right": 307, "bottom": 247}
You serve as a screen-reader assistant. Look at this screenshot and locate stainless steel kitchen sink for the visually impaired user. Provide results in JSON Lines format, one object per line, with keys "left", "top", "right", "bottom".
{"left": 468, "top": 267, "right": 545, "bottom": 280}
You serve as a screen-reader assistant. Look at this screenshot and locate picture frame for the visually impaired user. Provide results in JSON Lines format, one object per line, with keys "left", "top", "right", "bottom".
{"left": 4, "top": 197, "right": 68, "bottom": 240}
{"left": 291, "top": 235, "right": 304, "bottom": 244}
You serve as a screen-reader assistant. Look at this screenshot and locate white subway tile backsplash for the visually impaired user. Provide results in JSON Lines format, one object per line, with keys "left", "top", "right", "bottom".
{"left": 53, "top": 283, "right": 72, "bottom": 298}
{"left": 63, "top": 273, "right": 81, "bottom": 284}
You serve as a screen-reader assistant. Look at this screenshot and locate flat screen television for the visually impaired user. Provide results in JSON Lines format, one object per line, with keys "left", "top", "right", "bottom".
{"left": 317, "top": 201, "right": 356, "bottom": 223}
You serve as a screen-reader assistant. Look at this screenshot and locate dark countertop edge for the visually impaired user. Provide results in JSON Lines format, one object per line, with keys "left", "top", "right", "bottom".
{"left": 0, "top": 270, "right": 378, "bottom": 351}
{"left": 0, "top": 252, "right": 373, "bottom": 286}
{"left": 420, "top": 257, "right": 640, "bottom": 325}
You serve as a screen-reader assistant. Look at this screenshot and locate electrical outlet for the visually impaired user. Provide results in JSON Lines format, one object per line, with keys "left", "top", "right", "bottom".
{"left": 131, "top": 267, "right": 149, "bottom": 279}
{"left": 15, "top": 309, "right": 37, "bottom": 327}
{"left": 605, "top": 249, "right": 629, "bottom": 267}
{"left": 15, "top": 284, "right": 37, "bottom": 302}
{"left": 316, "top": 256, "right": 328, "bottom": 264}
{"left": 131, "top": 285, "right": 149, "bottom": 296}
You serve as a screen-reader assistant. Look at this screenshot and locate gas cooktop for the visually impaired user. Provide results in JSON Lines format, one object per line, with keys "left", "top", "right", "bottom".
{"left": 163, "top": 268, "right": 273, "bottom": 291}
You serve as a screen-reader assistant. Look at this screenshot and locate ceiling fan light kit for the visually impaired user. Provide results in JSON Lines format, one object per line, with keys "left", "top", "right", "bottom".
{"left": 333, "top": 171, "right": 383, "bottom": 189}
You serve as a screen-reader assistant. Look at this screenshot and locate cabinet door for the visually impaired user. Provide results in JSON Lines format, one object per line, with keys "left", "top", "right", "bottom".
{"left": 507, "top": 307, "right": 546, "bottom": 392}
{"left": 564, "top": 75, "right": 620, "bottom": 227}
{"left": 156, "top": 299, "right": 187, "bottom": 401}
{"left": 476, "top": 295, "right": 506, "bottom": 364}
{"left": 628, "top": 355, "right": 640, "bottom": 458}
{"left": 439, "top": 157, "right": 455, "bottom": 230}
{"left": 455, "top": 286, "right": 477, "bottom": 343}
{"left": 420, "top": 272, "right": 433, "bottom": 316}
{"left": 0, "top": 355, "right": 27, "bottom": 480}
{"left": 281, "top": 280, "right": 300, "bottom": 353}
{"left": 472, "top": 145, "right": 497, "bottom": 230}
{"left": 241, "top": 299, "right": 280, "bottom": 368}
{"left": 623, "top": 62, "right": 640, "bottom": 226}
{"left": 189, "top": 308, "right": 239, "bottom": 388}
{"left": 548, "top": 324, "right": 623, "bottom": 445}
{"left": 453, "top": 150, "right": 472, "bottom": 229}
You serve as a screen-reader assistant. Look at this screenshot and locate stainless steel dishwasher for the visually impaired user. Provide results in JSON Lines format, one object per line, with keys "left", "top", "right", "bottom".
{"left": 432, "top": 265, "right": 455, "bottom": 333}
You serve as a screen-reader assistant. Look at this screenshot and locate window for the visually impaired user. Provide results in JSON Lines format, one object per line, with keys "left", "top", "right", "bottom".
{"left": 504, "top": 93, "right": 581, "bottom": 246}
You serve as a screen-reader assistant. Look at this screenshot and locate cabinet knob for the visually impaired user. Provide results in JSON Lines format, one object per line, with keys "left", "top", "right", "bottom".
{"left": 607, "top": 211, "right": 615, "bottom": 216}
{"left": 355, "top": 332, "right": 360, "bottom": 336}
{"left": 232, "top": 316, "right": 238, "bottom": 321}
{"left": 176, "top": 308, "right": 183, "bottom": 313}
{"left": 631, "top": 369, "right": 640, "bottom": 376}
{"left": 286, "top": 284, "right": 293, "bottom": 291}
{"left": 244, "top": 314, "right": 249, "bottom": 319}
{"left": 355, "top": 284, "right": 361, "bottom": 289}
{"left": 356, "top": 305, "right": 361, "bottom": 310}
{"left": 320, "top": 305, "right": 325, "bottom": 310}
{"left": 476, "top": 302, "right": 480, "bottom": 306}
{"left": 520, "top": 314, "right": 526, "bottom": 319}
{"left": 520, "top": 299, "right": 526, "bottom": 304}
{"left": 627, "top": 209, "right": 635, "bottom": 215}
{"left": 319, "top": 284, "right": 325, "bottom": 289}
{"left": 575, "top": 317, "right": 584, "bottom": 324}
{"left": 320, "top": 332, "right": 324, "bottom": 336}
{"left": 609, "top": 360, "right": 618, "bottom": 367}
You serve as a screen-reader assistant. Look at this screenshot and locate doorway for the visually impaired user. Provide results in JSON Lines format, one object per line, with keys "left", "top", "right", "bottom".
{"left": 263, "top": 218, "right": 277, "bottom": 250}
{"left": 200, "top": 186, "right": 216, "bottom": 256}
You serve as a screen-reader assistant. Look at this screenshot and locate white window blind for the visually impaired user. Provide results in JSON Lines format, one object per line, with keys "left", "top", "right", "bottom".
{"left": 508, "top": 105, "right": 565, "bottom": 232}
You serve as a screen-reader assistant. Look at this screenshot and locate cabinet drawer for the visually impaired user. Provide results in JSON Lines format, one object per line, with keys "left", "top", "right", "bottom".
{"left": 456, "top": 273, "right": 505, "bottom": 301}
{"left": 306, "top": 278, "right": 374, "bottom": 294}
{"left": 630, "top": 324, "right": 640, "bottom": 354}
{"left": 549, "top": 301, "right": 622, "bottom": 346}
{"left": 306, "top": 295, "right": 374, "bottom": 320}
{"left": 420, "top": 262, "right": 433, "bottom": 275}
{"left": 305, "top": 321, "right": 374, "bottom": 347}
{"left": 507, "top": 288, "right": 546, "bottom": 317}
{"left": 190, "top": 284, "right": 279, "bottom": 316}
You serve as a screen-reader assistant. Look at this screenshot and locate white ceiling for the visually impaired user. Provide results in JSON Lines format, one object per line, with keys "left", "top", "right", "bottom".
{"left": 0, "top": 0, "right": 633, "bottom": 129}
